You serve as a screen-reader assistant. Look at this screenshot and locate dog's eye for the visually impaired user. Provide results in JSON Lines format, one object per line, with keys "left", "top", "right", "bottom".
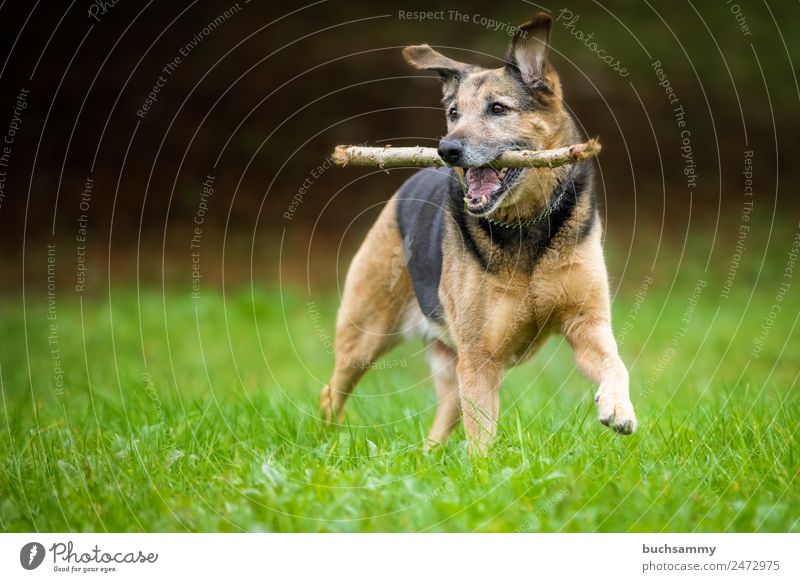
{"left": 447, "top": 106, "right": 458, "bottom": 120}
{"left": 490, "top": 103, "right": 507, "bottom": 115}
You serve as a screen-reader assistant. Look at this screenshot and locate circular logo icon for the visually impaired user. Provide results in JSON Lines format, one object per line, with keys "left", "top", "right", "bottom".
{"left": 20, "top": 542, "right": 45, "bottom": 570}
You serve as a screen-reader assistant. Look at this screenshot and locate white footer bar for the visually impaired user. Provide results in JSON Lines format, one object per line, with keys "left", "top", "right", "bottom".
{"left": 1, "top": 533, "right": 797, "bottom": 580}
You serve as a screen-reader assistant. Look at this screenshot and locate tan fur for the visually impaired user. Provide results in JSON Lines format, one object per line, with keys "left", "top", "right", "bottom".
{"left": 320, "top": 197, "right": 413, "bottom": 422}
{"left": 425, "top": 341, "right": 461, "bottom": 446}
{"left": 321, "top": 14, "right": 637, "bottom": 451}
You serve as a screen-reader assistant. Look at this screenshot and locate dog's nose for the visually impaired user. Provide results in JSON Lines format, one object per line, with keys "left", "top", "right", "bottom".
{"left": 438, "top": 139, "right": 464, "bottom": 166}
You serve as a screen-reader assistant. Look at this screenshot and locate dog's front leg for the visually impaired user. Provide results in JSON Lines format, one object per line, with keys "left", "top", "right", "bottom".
{"left": 562, "top": 315, "right": 638, "bottom": 434}
{"left": 456, "top": 353, "right": 503, "bottom": 453}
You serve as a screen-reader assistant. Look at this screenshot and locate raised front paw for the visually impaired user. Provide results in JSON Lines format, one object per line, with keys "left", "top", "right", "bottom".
{"left": 594, "top": 390, "right": 638, "bottom": 435}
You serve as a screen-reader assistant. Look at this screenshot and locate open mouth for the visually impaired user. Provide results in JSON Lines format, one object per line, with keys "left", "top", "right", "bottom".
{"left": 463, "top": 167, "right": 523, "bottom": 215}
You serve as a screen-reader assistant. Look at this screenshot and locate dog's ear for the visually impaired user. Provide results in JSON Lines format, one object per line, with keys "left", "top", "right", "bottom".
{"left": 506, "top": 13, "right": 553, "bottom": 92}
{"left": 402, "top": 45, "right": 468, "bottom": 82}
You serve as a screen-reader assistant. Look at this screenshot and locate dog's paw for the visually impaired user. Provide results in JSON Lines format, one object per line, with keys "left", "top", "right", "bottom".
{"left": 594, "top": 390, "right": 638, "bottom": 435}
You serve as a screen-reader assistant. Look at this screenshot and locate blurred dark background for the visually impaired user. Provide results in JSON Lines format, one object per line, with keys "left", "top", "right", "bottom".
{"left": 0, "top": 0, "right": 797, "bottom": 293}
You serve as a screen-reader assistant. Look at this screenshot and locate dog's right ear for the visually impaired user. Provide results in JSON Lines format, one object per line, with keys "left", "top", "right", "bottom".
{"left": 402, "top": 45, "right": 468, "bottom": 83}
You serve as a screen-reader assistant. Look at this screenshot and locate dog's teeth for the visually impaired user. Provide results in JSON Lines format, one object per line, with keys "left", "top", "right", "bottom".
{"left": 480, "top": 195, "right": 488, "bottom": 205}
{"left": 464, "top": 197, "right": 470, "bottom": 204}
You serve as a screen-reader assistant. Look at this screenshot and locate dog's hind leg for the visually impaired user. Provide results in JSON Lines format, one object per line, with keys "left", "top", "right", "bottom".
{"left": 320, "top": 198, "right": 412, "bottom": 423}
{"left": 321, "top": 308, "right": 401, "bottom": 423}
{"left": 425, "top": 341, "right": 461, "bottom": 446}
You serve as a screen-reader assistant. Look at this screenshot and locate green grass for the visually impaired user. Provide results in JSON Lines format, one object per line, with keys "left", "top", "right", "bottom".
{"left": 1, "top": 243, "right": 798, "bottom": 532}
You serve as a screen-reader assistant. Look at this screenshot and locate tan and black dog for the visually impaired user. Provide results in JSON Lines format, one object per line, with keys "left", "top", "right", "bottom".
{"left": 320, "top": 13, "right": 637, "bottom": 451}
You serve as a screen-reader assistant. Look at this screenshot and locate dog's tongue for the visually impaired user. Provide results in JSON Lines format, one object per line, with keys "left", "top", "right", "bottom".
{"left": 465, "top": 167, "right": 500, "bottom": 201}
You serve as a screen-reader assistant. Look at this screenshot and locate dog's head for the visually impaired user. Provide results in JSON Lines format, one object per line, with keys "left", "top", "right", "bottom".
{"left": 403, "top": 13, "right": 570, "bottom": 216}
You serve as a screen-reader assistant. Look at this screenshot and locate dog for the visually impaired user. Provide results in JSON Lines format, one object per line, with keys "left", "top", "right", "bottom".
{"left": 320, "top": 13, "right": 637, "bottom": 451}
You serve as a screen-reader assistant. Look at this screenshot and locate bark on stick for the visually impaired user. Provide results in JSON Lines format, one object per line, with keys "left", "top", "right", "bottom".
{"left": 331, "top": 139, "right": 601, "bottom": 169}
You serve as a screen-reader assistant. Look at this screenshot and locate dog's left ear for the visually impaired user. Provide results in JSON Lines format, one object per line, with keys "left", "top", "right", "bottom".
{"left": 506, "top": 13, "right": 553, "bottom": 92}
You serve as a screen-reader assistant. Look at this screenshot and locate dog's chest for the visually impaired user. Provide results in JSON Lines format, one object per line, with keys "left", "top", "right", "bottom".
{"left": 431, "top": 268, "right": 553, "bottom": 363}
{"left": 478, "top": 282, "right": 551, "bottom": 365}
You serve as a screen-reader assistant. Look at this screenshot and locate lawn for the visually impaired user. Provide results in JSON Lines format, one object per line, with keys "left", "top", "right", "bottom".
{"left": 1, "top": 236, "right": 798, "bottom": 532}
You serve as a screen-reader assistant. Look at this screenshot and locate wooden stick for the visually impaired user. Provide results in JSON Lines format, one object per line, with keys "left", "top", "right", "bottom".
{"left": 332, "top": 139, "right": 601, "bottom": 169}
